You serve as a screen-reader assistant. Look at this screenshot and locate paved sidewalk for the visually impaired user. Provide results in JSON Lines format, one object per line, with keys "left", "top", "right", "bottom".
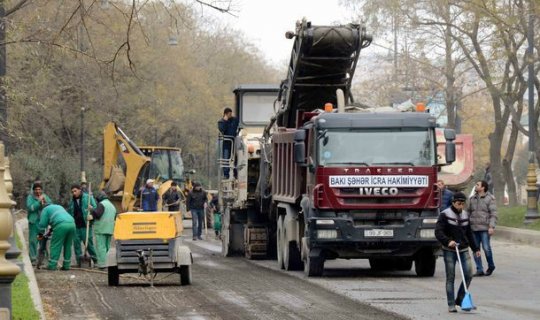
{"left": 15, "top": 218, "right": 45, "bottom": 320}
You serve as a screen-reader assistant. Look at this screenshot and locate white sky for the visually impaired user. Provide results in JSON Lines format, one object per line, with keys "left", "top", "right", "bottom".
{"left": 212, "top": 0, "right": 353, "bottom": 67}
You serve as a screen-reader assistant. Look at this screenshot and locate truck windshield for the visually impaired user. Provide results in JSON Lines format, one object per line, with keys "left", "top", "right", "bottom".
{"left": 149, "top": 150, "right": 185, "bottom": 181}
{"left": 318, "top": 129, "right": 436, "bottom": 166}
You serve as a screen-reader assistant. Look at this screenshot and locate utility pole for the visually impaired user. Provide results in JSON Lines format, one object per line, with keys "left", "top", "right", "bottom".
{"left": 525, "top": 2, "right": 539, "bottom": 224}
{"left": 207, "top": 129, "right": 211, "bottom": 189}
{"left": 80, "top": 107, "right": 86, "bottom": 183}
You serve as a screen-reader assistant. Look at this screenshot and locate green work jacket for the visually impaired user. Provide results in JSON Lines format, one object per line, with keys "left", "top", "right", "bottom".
{"left": 38, "top": 204, "right": 75, "bottom": 232}
{"left": 93, "top": 199, "right": 117, "bottom": 235}
{"left": 25, "top": 193, "right": 52, "bottom": 224}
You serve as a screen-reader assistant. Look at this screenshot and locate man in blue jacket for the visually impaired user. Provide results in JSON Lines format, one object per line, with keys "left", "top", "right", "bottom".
{"left": 140, "top": 179, "right": 159, "bottom": 211}
{"left": 437, "top": 179, "right": 454, "bottom": 212}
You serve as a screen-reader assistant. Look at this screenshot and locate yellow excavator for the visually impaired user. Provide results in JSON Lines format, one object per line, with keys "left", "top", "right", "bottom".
{"left": 100, "top": 122, "right": 193, "bottom": 212}
{"left": 100, "top": 122, "right": 193, "bottom": 286}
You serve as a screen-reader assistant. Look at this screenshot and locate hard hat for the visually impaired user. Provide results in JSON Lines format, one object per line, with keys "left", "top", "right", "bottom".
{"left": 146, "top": 179, "right": 154, "bottom": 185}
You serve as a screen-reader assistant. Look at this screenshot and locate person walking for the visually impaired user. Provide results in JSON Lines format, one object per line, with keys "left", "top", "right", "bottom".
{"left": 91, "top": 192, "right": 117, "bottom": 270}
{"left": 435, "top": 192, "right": 481, "bottom": 313}
{"left": 140, "top": 179, "right": 159, "bottom": 211}
{"left": 437, "top": 179, "right": 454, "bottom": 212}
{"left": 38, "top": 204, "right": 76, "bottom": 270}
{"left": 162, "top": 181, "right": 182, "bottom": 211}
{"left": 187, "top": 182, "right": 207, "bottom": 240}
{"left": 218, "top": 107, "right": 239, "bottom": 179}
{"left": 25, "top": 182, "right": 53, "bottom": 265}
{"left": 468, "top": 180, "right": 498, "bottom": 276}
{"left": 68, "top": 184, "right": 98, "bottom": 267}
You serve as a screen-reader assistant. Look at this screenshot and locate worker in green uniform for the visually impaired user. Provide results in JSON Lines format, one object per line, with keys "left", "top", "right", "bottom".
{"left": 67, "top": 184, "right": 98, "bottom": 266}
{"left": 91, "top": 191, "right": 117, "bottom": 270}
{"left": 38, "top": 204, "right": 76, "bottom": 270}
{"left": 25, "top": 183, "right": 53, "bottom": 265}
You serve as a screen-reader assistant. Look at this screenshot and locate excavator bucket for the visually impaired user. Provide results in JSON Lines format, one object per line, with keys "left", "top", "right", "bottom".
{"left": 436, "top": 130, "right": 474, "bottom": 190}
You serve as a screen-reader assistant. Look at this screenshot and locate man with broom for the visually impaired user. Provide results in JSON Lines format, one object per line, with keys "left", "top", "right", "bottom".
{"left": 435, "top": 192, "right": 481, "bottom": 313}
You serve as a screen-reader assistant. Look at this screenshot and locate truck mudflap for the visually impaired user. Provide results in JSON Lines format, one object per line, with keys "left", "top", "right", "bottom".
{"left": 306, "top": 217, "right": 439, "bottom": 259}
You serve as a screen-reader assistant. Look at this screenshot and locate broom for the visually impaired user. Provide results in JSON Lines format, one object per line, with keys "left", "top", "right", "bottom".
{"left": 455, "top": 244, "right": 475, "bottom": 311}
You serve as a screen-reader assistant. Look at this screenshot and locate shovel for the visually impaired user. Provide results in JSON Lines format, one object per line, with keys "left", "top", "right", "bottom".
{"left": 82, "top": 183, "right": 93, "bottom": 268}
{"left": 455, "top": 244, "right": 475, "bottom": 311}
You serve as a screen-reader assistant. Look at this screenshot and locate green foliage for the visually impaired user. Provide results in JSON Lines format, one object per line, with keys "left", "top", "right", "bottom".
{"left": 12, "top": 273, "right": 40, "bottom": 320}
{"left": 498, "top": 206, "right": 540, "bottom": 231}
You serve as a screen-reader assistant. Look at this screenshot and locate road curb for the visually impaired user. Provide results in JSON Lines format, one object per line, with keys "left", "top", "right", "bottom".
{"left": 15, "top": 218, "right": 46, "bottom": 320}
{"left": 494, "top": 226, "right": 540, "bottom": 246}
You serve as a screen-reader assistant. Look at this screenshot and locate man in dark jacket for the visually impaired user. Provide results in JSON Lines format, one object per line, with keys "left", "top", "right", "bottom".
{"left": 187, "top": 182, "right": 207, "bottom": 240}
{"left": 162, "top": 182, "right": 182, "bottom": 211}
{"left": 435, "top": 192, "right": 481, "bottom": 313}
{"left": 218, "top": 107, "right": 239, "bottom": 179}
{"left": 67, "top": 184, "right": 97, "bottom": 267}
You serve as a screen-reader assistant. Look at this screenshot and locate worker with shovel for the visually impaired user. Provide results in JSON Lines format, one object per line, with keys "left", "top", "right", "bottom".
{"left": 435, "top": 192, "right": 481, "bottom": 313}
{"left": 68, "top": 184, "right": 97, "bottom": 267}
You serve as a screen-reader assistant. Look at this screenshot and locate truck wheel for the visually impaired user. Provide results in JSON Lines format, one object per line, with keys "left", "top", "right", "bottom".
{"left": 415, "top": 252, "right": 436, "bottom": 277}
{"left": 395, "top": 258, "right": 413, "bottom": 271}
{"left": 369, "top": 259, "right": 393, "bottom": 271}
{"left": 276, "top": 216, "right": 284, "bottom": 269}
{"left": 180, "top": 265, "right": 192, "bottom": 285}
{"left": 304, "top": 253, "right": 324, "bottom": 277}
{"left": 108, "top": 266, "right": 119, "bottom": 286}
{"left": 282, "top": 219, "right": 303, "bottom": 271}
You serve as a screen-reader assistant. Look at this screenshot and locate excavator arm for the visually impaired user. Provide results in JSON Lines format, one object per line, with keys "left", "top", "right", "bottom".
{"left": 100, "top": 122, "right": 149, "bottom": 212}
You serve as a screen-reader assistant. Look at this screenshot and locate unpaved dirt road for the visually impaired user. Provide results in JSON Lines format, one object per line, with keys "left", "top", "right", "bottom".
{"left": 36, "top": 241, "right": 403, "bottom": 320}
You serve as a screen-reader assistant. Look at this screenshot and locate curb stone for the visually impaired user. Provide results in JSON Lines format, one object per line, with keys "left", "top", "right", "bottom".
{"left": 15, "top": 218, "right": 45, "bottom": 320}
{"left": 494, "top": 226, "right": 540, "bottom": 246}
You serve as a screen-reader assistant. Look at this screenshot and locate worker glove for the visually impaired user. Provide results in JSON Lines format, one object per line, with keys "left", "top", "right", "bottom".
{"left": 37, "top": 233, "right": 44, "bottom": 241}
{"left": 87, "top": 214, "right": 94, "bottom": 221}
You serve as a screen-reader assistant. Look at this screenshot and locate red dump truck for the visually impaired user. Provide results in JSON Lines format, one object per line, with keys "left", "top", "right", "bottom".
{"left": 218, "top": 19, "right": 473, "bottom": 277}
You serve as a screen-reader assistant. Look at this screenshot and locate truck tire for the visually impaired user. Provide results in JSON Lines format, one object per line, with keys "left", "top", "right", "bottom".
{"left": 108, "top": 266, "right": 119, "bottom": 286}
{"left": 415, "top": 251, "right": 436, "bottom": 277}
{"left": 304, "top": 252, "right": 324, "bottom": 277}
{"left": 395, "top": 258, "right": 413, "bottom": 271}
{"left": 276, "top": 216, "right": 284, "bottom": 269}
{"left": 180, "top": 265, "right": 192, "bottom": 285}
{"left": 369, "top": 259, "right": 393, "bottom": 271}
{"left": 282, "top": 219, "right": 303, "bottom": 271}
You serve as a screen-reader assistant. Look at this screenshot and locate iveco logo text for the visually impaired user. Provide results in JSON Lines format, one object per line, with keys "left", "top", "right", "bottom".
{"left": 358, "top": 187, "right": 399, "bottom": 195}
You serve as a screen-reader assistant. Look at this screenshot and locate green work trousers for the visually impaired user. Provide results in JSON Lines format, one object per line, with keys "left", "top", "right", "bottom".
{"left": 74, "top": 227, "right": 97, "bottom": 263}
{"left": 48, "top": 222, "right": 76, "bottom": 270}
{"left": 95, "top": 233, "right": 112, "bottom": 268}
{"left": 28, "top": 222, "right": 39, "bottom": 263}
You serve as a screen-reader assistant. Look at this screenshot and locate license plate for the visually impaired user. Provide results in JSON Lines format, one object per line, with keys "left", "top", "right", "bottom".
{"left": 364, "top": 229, "right": 394, "bottom": 238}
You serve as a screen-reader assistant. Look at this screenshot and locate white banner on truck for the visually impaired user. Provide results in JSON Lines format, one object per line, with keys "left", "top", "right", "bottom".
{"left": 329, "top": 175, "right": 429, "bottom": 187}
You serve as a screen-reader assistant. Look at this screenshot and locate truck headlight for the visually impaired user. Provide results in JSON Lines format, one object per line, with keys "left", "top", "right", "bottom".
{"left": 422, "top": 218, "right": 438, "bottom": 224}
{"left": 316, "top": 219, "right": 335, "bottom": 225}
{"left": 317, "top": 230, "right": 338, "bottom": 239}
{"left": 419, "top": 229, "right": 435, "bottom": 238}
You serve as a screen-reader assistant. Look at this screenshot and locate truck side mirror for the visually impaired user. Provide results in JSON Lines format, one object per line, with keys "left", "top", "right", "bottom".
{"left": 445, "top": 141, "right": 456, "bottom": 164}
{"left": 294, "top": 130, "right": 307, "bottom": 166}
{"left": 444, "top": 128, "right": 456, "bottom": 141}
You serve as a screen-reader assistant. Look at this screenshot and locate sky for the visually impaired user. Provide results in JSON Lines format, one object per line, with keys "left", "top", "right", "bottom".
{"left": 211, "top": 0, "right": 354, "bottom": 67}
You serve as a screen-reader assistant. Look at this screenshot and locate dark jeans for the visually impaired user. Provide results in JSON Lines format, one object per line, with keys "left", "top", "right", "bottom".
{"left": 191, "top": 209, "right": 204, "bottom": 239}
{"left": 222, "top": 141, "right": 232, "bottom": 179}
{"left": 443, "top": 249, "right": 473, "bottom": 307}
{"left": 473, "top": 231, "right": 495, "bottom": 271}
